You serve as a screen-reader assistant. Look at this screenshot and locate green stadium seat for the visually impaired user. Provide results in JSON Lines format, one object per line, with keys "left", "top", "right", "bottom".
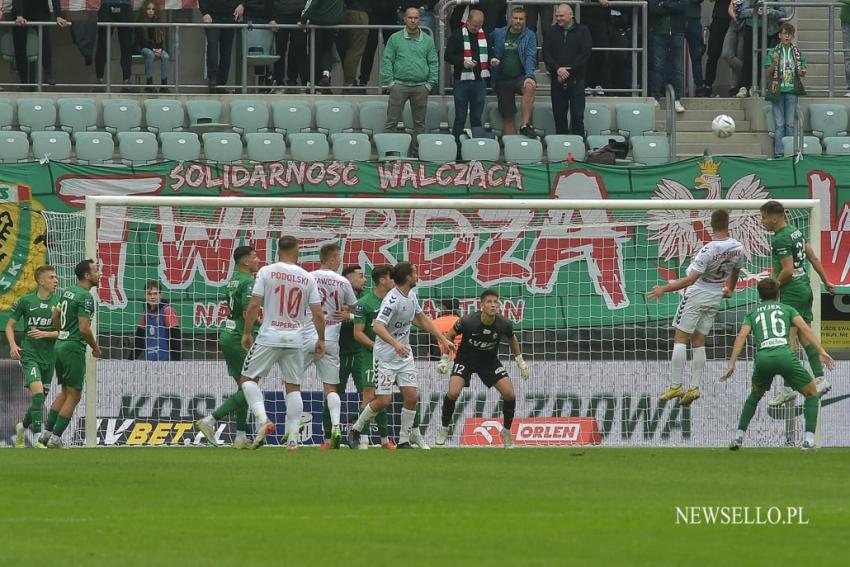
{"left": 461, "top": 138, "right": 499, "bottom": 161}
{"left": 289, "top": 132, "right": 329, "bottom": 161}
{"left": 615, "top": 102, "right": 654, "bottom": 138}
{"left": 315, "top": 100, "right": 354, "bottom": 135}
{"left": 246, "top": 28, "right": 280, "bottom": 71}
{"left": 31, "top": 131, "right": 71, "bottom": 161}
{"left": 160, "top": 132, "right": 201, "bottom": 162}
{"left": 58, "top": 98, "right": 97, "bottom": 136}
{"left": 545, "top": 135, "right": 586, "bottom": 162}
{"left": 230, "top": 100, "right": 270, "bottom": 136}
{"left": 631, "top": 135, "right": 671, "bottom": 165}
{"left": 144, "top": 99, "right": 184, "bottom": 135}
{"left": 486, "top": 101, "right": 520, "bottom": 134}
{"left": 117, "top": 131, "right": 158, "bottom": 165}
{"left": 373, "top": 132, "right": 411, "bottom": 159}
{"left": 532, "top": 102, "right": 557, "bottom": 136}
{"left": 187, "top": 99, "right": 224, "bottom": 125}
{"left": 0, "top": 131, "right": 29, "bottom": 162}
{"left": 331, "top": 132, "right": 371, "bottom": 161}
{"left": 0, "top": 98, "right": 13, "bottom": 130}
{"left": 75, "top": 132, "right": 115, "bottom": 164}
{"left": 203, "top": 132, "right": 244, "bottom": 162}
{"left": 403, "top": 100, "right": 443, "bottom": 133}
{"left": 17, "top": 98, "right": 56, "bottom": 134}
{"left": 824, "top": 136, "right": 850, "bottom": 156}
{"left": 782, "top": 136, "right": 823, "bottom": 156}
{"left": 417, "top": 134, "right": 457, "bottom": 162}
{"left": 358, "top": 100, "right": 388, "bottom": 136}
{"left": 103, "top": 99, "right": 142, "bottom": 136}
{"left": 246, "top": 132, "right": 285, "bottom": 162}
{"left": 502, "top": 135, "right": 543, "bottom": 164}
{"left": 584, "top": 102, "right": 614, "bottom": 136}
{"left": 809, "top": 104, "right": 848, "bottom": 139}
{"left": 272, "top": 100, "right": 312, "bottom": 136}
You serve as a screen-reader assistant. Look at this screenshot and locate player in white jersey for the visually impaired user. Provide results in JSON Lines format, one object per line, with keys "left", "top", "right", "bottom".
{"left": 302, "top": 243, "right": 358, "bottom": 449}
{"left": 348, "top": 262, "right": 456, "bottom": 449}
{"left": 647, "top": 210, "right": 744, "bottom": 407}
{"left": 239, "top": 236, "right": 325, "bottom": 450}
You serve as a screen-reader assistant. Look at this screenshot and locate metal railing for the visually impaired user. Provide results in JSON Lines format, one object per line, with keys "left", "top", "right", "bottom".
{"left": 664, "top": 83, "right": 677, "bottom": 160}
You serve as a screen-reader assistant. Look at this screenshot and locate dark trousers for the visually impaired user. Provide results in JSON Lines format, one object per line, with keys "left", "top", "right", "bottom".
{"left": 205, "top": 19, "right": 236, "bottom": 86}
{"left": 360, "top": 8, "right": 395, "bottom": 84}
{"left": 740, "top": 25, "right": 778, "bottom": 91}
{"left": 584, "top": 15, "right": 611, "bottom": 89}
{"left": 312, "top": 28, "right": 338, "bottom": 77}
{"left": 95, "top": 5, "right": 133, "bottom": 81}
{"left": 685, "top": 16, "right": 704, "bottom": 88}
{"left": 551, "top": 78, "right": 586, "bottom": 136}
{"left": 11, "top": 9, "right": 53, "bottom": 84}
{"left": 274, "top": 13, "right": 308, "bottom": 85}
{"left": 704, "top": 17, "right": 730, "bottom": 88}
{"left": 451, "top": 79, "right": 487, "bottom": 140}
{"left": 525, "top": 5, "right": 553, "bottom": 32}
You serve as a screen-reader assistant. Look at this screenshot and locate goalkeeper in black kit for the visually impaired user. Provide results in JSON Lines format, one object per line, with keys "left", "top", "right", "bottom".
{"left": 435, "top": 289, "right": 529, "bottom": 448}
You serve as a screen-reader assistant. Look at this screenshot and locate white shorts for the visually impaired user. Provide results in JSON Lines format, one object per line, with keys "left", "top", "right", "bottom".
{"left": 241, "top": 342, "right": 304, "bottom": 385}
{"left": 303, "top": 340, "right": 341, "bottom": 385}
{"left": 673, "top": 289, "right": 722, "bottom": 336}
{"left": 374, "top": 357, "right": 417, "bottom": 395}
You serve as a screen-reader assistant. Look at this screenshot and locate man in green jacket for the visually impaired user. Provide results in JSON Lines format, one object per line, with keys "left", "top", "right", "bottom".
{"left": 381, "top": 6, "right": 438, "bottom": 156}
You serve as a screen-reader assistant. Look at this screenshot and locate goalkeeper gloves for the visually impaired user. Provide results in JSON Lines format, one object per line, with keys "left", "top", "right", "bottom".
{"left": 437, "top": 353, "right": 451, "bottom": 374}
{"left": 516, "top": 355, "right": 529, "bottom": 381}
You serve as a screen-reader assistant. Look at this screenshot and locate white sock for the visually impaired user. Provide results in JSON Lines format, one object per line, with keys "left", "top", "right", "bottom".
{"left": 285, "top": 391, "right": 303, "bottom": 443}
{"left": 327, "top": 392, "right": 341, "bottom": 427}
{"left": 804, "top": 431, "right": 815, "bottom": 444}
{"left": 201, "top": 415, "right": 216, "bottom": 426}
{"left": 671, "top": 343, "right": 687, "bottom": 387}
{"left": 399, "top": 408, "right": 416, "bottom": 445}
{"left": 690, "top": 347, "right": 706, "bottom": 389}
{"left": 353, "top": 404, "right": 378, "bottom": 432}
{"left": 241, "top": 381, "right": 268, "bottom": 423}
{"left": 235, "top": 430, "right": 247, "bottom": 440}
{"left": 736, "top": 429, "right": 745, "bottom": 440}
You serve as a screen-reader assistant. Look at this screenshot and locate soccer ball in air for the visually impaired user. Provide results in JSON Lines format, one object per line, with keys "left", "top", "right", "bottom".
{"left": 711, "top": 115, "right": 736, "bottom": 138}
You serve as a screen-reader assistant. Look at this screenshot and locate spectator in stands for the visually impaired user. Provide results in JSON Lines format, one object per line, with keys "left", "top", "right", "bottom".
{"left": 300, "top": 0, "right": 343, "bottom": 92}
{"left": 842, "top": 0, "right": 850, "bottom": 96}
{"left": 96, "top": 0, "right": 136, "bottom": 92}
{"left": 525, "top": 4, "right": 553, "bottom": 33}
{"left": 721, "top": 0, "right": 746, "bottom": 96}
{"left": 765, "top": 22, "right": 806, "bottom": 158}
{"left": 6, "top": 0, "right": 63, "bottom": 89}
{"left": 735, "top": 0, "right": 784, "bottom": 97}
{"left": 135, "top": 1, "right": 170, "bottom": 93}
{"left": 339, "top": 0, "right": 370, "bottom": 92}
{"left": 581, "top": 0, "right": 612, "bottom": 97}
{"left": 132, "top": 281, "right": 181, "bottom": 362}
{"left": 381, "top": 6, "right": 438, "bottom": 156}
{"left": 449, "top": 0, "right": 506, "bottom": 34}
{"left": 271, "top": 0, "right": 309, "bottom": 90}
{"left": 543, "top": 4, "right": 592, "bottom": 136}
{"left": 685, "top": 0, "right": 705, "bottom": 96}
{"left": 699, "top": 0, "right": 731, "bottom": 96}
{"left": 200, "top": 0, "right": 245, "bottom": 93}
{"left": 490, "top": 6, "right": 538, "bottom": 138}
{"left": 359, "top": 0, "right": 398, "bottom": 91}
{"left": 445, "top": 9, "right": 491, "bottom": 148}
{"left": 649, "top": 0, "right": 687, "bottom": 112}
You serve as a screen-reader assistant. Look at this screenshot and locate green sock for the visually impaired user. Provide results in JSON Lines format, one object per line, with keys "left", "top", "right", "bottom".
{"left": 804, "top": 344, "right": 823, "bottom": 378}
{"left": 22, "top": 413, "right": 32, "bottom": 429}
{"left": 212, "top": 394, "right": 239, "bottom": 421}
{"left": 45, "top": 409, "right": 59, "bottom": 432}
{"left": 737, "top": 392, "right": 761, "bottom": 432}
{"left": 322, "top": 403, "right": 332, "bottom": 440}
{"left": 234, "top": 391, "right": 248, "bottom": 433}
{"left": 28, "top": 393, "right": 45, "bottom": 433}
{"left": 803, "top": 396, "right": 819, "bottom": 433}
{"left": 53, "top": 415, "right": 71, "bottom": 437}
{"left": 375, "top": 409, "right": 388, "bottom": 438}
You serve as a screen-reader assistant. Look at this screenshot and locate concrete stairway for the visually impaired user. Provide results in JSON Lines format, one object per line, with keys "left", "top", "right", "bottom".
{"left": 794, "top": 5, "right": 847, "bottom": 96}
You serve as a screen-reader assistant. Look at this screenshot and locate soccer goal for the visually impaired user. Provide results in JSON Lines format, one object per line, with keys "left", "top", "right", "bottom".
{"left": 38, "top": 196, "right": 829, "bottom": 448}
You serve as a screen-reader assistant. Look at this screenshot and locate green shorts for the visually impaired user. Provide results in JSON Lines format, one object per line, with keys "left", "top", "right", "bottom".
{"left": 21, "top": 357, "right": 54, "bottom": 388}
{"left": 752, "top": 348, "right": 813, "bottom": 392}
{"left": 354, "top": 350, "right": 376, "bottom": 391}
{"left": 220, "top": 333, "right": 248, "bottom": 381}
{"left": 55, "top": 341, "right": 86, "bottom": 391}
{"left": 781, "top": 282, "right": 813, "bottom": 323}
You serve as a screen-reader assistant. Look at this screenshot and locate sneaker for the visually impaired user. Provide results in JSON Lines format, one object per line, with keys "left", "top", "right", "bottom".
{"left": 232, "top": 435, "right": 250, "bottom": 450}
{"left": 729, "top": 435, "right": 744, "bottom": 451}
{"left": 735, "top": 86, "right": 748, "bottom": 98}
{"left": 678, "top": 387, "right": 701, "bottom": 407}
{"left": 593, "top": 85, "right": 605, "bottom": 96}
{"left": 660, "top": 385, "right": 684, "bottom": 401}
{"left": 318, "top": 75, "right": 332, "bottom": 94}
{"left": 768, "top": 386, "right": 797, "bottom": 407}
{"left": 815, "top": 378, "right": 832, "bottom": 397}
{"left": 801, "top": 439, "right": 817, "bottom": 451}
{"left": 34, "top": 442, "right": 48, "bottom": 449}
{"left": 14, "top": 422, "right": 25, "bottom": 449}
{"left": 500, "top": 428, "right": 514, "bottom": 448}
{"left": 37, "top": 433, "right": 51, "bottom": 447}
{"left": 286, "top": 438, "right": 298, "bottom": 453}
{"left": 46, "top": 435, "right": 63, "bottom": 449}
{"left": 348, "top": 428, "right": 361, "bottom": 450}
{"left": 330, "top": 425, "right": 342, "bottom": 449}
{"left": 396, "top": 442, "right": 414, "bottom": 449}
{"left": 435, "top": 426, "right": 449, "bottom": 446}
{"left": 358, "top": 439, "right": 370, "bottom": 450}
{"left": 652, "top": 99, "right": 660, "bottom": 110}
{"left": 251, "top": 419, "right": 275, "bottom": 449}
{"left": 674, "top": 100, "right": 685, "bottom": 113}
{"left": 319, "top": 441, "right": 332, "bottom": 450}
{"left": 409, "top": 429, "right": 430, "bottom": 450}
{"left": 195, "top": 417, "right": 219, "bottom": 447}
{"left": 380, "top": 439, "right": 395, "bottom": 450}
{"left": 519, "top": 124, "right": 538, "bottom": 139}
{"left": 845, "top": 91, "right": 850, "bottom": 97}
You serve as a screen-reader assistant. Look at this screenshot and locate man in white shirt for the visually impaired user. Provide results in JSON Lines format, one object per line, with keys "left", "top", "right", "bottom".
{"left": 647, "top": 209, "right": 745, "bottom": 407}
{"left": 240, "top": 236, "right": 325, "bottom": 450}
{"left": 348, "top": 262, "right": 456, "bottom": 449}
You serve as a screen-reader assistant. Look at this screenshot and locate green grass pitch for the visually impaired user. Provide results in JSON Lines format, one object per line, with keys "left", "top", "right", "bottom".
{"left": 1, "top": 448, "right": 848, "bottom": 566}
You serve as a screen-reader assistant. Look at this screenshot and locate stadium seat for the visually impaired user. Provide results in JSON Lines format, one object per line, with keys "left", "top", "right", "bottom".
{"left": 144, "top": 99, "right": 185, "bottom": 135}
{"left": 331, "top": 132, "right": 372, "bottom": 161}
{"left": 584, "top": 102, "right": 614, "bottom": 136}
{"left": 824, "top": 136, "right": 850, "bottom": 156}
{"left": 103, "top": 99, "right": 142, "bottom": 136}
{"left": 545, "top": 135, "right": 586, "bottom": 162}
{"left": 230, "top": 100, "right": 270, "bottom": 136}
{"left": 532, "top": 102, "right": 557, "bottom": 137}
{"left": 58, "top": 98, "right": 97, "bottom": 136}
{"left": 245, "top": 28, "right": 280, "bottom": 74}
{"left": 809, "top": 103, "right": 848, "bottom": 139}
{"left": 587, "top": 134, "right": 626, "bottom": 151}
{"left": 160, "top": 132, "right": 201, "bottom": 162}
{"left": 289, "top": 132, "right": 329, "bottom": 161}
{"left": 75, "top": 132, "right": 115, "bottom": 164}
{"left": 202, "top": 132, "right": 244, "bottom": 162}
{"left": 246, "top": 132, "right": 285, "bottom": 162}
{"left": 17, "top": 98, "right": 56, "bottom": 134}
{"left": 615, "top": 102, "right": 654, "bottom": 138}
{"left": 373, "top": 133, "right": 412, "bottom": 159}
{"left": 272, "top": 100, "right": 312, "bottom": 136}
{"left": 315, "top": 100, "right": 354, "bottom": 135}
{"left": 187, "top": 99, "right": 224, "bottom": 126}
{"left": 403, "top": 100, "right": 443, "bottom": 133}
{"left": 782, "top": 136, "right": 823, "bottom": 157}
{"left": 0, "top": 131, "right": 29, "bottom": 162}
{"left": 486, "top": 101, "right": 521, "bottom": 134}
{"left": 417, "top": 133, "right": 457, "bottom": 162}
{"left": 502, "top": 135, "right": 543, "bottom": 164}
{"left": 117, "top": 131, "right": 158, "bottom": 165}
{"left": 0, "top": 98, "right": 13, "bottom": 130}
{"left": 31, "top": 131, "right": 71, "bottom": 162}
{"left": 461, "top": 138, "right": 500, "bottom": 161}
{"left": 358, "top": 100, "right": 388, "bottom": 136}
{"left": 631, "top": 135, "right": 671, "bottom": 165}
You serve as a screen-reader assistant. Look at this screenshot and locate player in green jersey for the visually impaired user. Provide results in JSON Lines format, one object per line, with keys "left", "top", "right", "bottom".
{"left": 721, "top": 278, "right": 834, "bottom": 451}
{"left": 6, "top": 265, "right": 60, "bottom": 448}
{"left": 196, "top": 246, "right": 260, "bottom": 448}
{"left": 759, "top": 201, "right": 836, "bottom": 407}
{"left": 38, "top": 259, "right": 102, "bottom": 448}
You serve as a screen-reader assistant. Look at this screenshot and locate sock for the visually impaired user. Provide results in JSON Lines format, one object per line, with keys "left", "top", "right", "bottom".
{"left": 326, "top": 392, "right": 341, "bottom": 428}
{"left": 375, "top": 409, "right": 388, "bottom": 438}
{"left": 233, "top": 390, "right": 248, "bottom": 434}
{"left": 322, "top": 403, "right": 332, "bottom": 440}
{"left": 671, "top": 343, "right": 687, "bottom": 387}
{"left": 737, "top": 392, "right": 761, "bottom": 432}
{"left": 441, "top": 396, "right": 457, "bottom": 427}
{"left": 804, "top": 431, "right": 815, "bottom": 444}
{"left": 28, "top": 393, "right": 45, "bottom": 432}
{"left": 353, "top": 404, "right": 378, "bottom": 432}
{"left": 803, "top": 396, "right": 819, "bottom": 434}
{"left": 735, "top": 428, "right": 745, "bottom": 440}
{"left": 241, "top": 381, "right": 268, "bottom": 423}
{"left": 690, "top": 347, "right": 706, "bottom": 389}
{"left": 804, "top": 344, "right": 824, "bottom": 378}
{"left": 285, "top": 391, "right": 303, "bottom": 443}
{"left": 413, "top": 408, "right": 421, "bottom": 428}
{"left": 399, "top": 408, "right": 416, "bottom": 445}
{"left": 45, "top": 409, "right": 59, "bottom": 432}
{"left": 503, "top": 399, "right": 516, "bottom": 429}
{"left": 53, "top": 415, "right": 71, "bottom": 437}
{"left": 212, "top": 394, "right": 239, "bottom": 421}
{"left": 22, "top": 413, "right": 32, "bottom": 429}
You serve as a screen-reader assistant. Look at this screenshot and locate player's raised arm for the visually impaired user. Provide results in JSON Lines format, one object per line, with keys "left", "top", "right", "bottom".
{"left": 414, "top": 311, "right": 456, "bottom": 353}
{"left": 720, "top": 324, "right": 751, "bottom": 381}
{"left": 792, "top": 316, "right": 835, "bottom": 370}
{"left": 241, "top": 295, "right": 262, "bottom": 350}
{"left": 647, "top": 270, "right": 701, "bottom": 300}
{"left": 804, "top": 243, "right": 836, "bottom": 294}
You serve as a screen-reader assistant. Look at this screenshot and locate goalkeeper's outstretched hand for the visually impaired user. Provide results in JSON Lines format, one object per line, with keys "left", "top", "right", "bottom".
{"left": 437, "top": 354, "right": 450, "bottom": 374}
{"left": 516, "top": 355, "right": 529, "bottom": 380}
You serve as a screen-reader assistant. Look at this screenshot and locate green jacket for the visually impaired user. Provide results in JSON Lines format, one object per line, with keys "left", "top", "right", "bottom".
{"left": 300, "top": 0, "right": 343, "bottom": 25}
{"left": 381, "top": 28, "right": 439, "bottom": 89}
{"left": 841, "top": 0, "right": 850, "bottom": 25}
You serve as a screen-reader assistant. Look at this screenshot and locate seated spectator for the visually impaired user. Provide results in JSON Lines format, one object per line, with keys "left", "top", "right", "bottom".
{"left": 445, "top": 9, "right": 491, "bottom": 150}
{"left": 6, "top": 0, "right": 65, "bottom": 89}
{"left": 135, "top": 1, "right": 171, "bottom": 93}
{"left": 490, "top": 6, "right": 538, "bottom": 138}
{"left": 132, "top": 281, "right": 181, "bottom": 361}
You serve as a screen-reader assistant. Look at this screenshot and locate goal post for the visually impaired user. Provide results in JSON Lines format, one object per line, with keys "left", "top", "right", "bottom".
{"left": 59, "top": 196, "right": 825, "bottom": 448}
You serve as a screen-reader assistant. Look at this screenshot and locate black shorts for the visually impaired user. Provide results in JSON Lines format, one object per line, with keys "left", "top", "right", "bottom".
{"left": 495, "top": 77, "right": 526, "bottom": 118}
{"left": 451, "top": 357, "right": 509, "bottom": 388}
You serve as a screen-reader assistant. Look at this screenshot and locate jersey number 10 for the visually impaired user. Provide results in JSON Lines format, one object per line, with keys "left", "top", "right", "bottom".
{"left": 274, "top": 285, "right": 304, "bottom": 318}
